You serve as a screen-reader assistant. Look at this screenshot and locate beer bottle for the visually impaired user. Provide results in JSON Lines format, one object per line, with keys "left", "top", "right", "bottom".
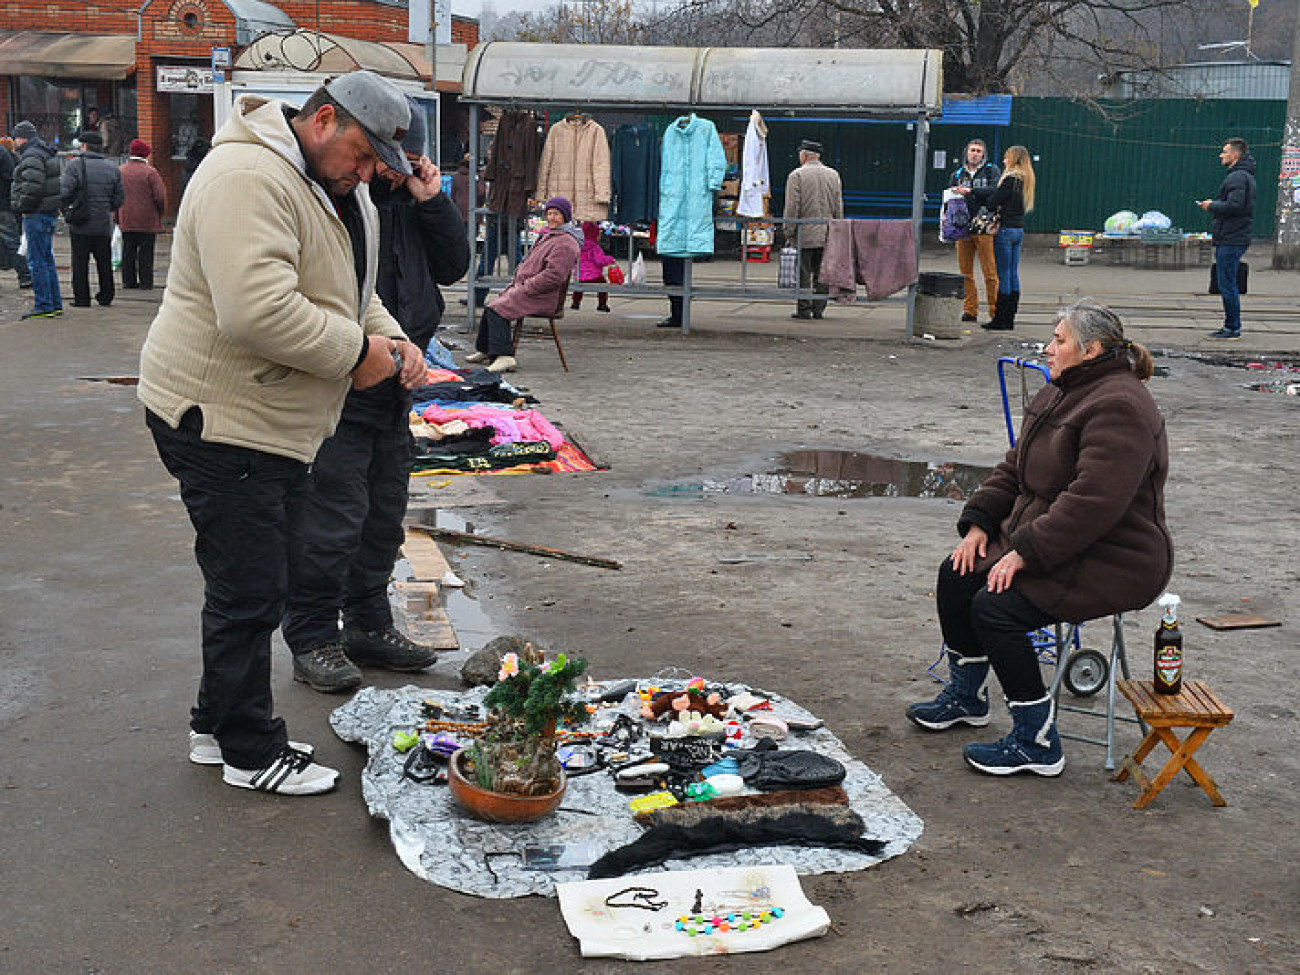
{"left": 1153, "top": 593, "right": 1183, "bottom": 695}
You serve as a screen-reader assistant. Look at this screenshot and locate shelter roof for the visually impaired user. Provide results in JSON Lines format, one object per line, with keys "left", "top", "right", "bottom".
{"left": 0, "top": 30, "right": 136, "bottom": 81}
{"left": 462, "top": 43, "right": 943, "bottom": 117}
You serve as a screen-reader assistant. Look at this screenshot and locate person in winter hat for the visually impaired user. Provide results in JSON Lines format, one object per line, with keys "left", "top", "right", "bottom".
{"left": 1198, "top": 137, "right": 1256, "bottom": 340}
{"left": 10, "top": 120, "right": 64, "bottom": 318}
{"left": 62, "top": 129, "right": 124, "bottom": 307}
{"left": 466, "top": 196, "right": 579, "bottom": 373}
{"left": 570, "top": 220, "right": 617, "bottom": 312}
{"left": 117, "top": 138, "right": 167, "bottom": 289}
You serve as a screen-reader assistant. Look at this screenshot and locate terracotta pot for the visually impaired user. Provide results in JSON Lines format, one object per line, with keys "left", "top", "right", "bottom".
{"left": 447, "top": 747, "right": 567, "bottom": 824}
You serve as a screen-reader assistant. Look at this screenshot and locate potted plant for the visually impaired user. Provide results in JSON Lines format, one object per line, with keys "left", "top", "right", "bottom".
{"left": 448, "top": 650, "right": 589, "bottom": 823}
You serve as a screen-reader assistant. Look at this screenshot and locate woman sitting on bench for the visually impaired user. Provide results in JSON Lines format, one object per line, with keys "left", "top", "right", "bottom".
{"left": 465, "top": 196, "right": 581, "bottom": 374}
{"left": 906, "top": 299, "right": 1173, "bottom": 777}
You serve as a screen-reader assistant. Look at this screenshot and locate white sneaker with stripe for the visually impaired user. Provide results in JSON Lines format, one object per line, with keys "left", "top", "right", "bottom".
{"left": 189, "top": 731, "right": 312, "bottom": 766}
{"left": 222, "top": 745, "right": 338, "bottom": 795}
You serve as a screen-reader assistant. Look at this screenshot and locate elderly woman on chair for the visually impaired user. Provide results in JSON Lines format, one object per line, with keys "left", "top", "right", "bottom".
{"left": 465, "top": 196, "right": 581, "bottom": 374}
{"left": 907, "top": 300, "right": 1173, "bottom": 777}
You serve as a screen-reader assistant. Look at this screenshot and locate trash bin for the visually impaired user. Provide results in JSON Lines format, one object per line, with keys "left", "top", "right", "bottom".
{"left": 914, "top": 271, "right": 966, "bottom": 340}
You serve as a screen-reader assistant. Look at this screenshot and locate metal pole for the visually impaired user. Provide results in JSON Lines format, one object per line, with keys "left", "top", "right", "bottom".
{"left": 1272, "top": 13, "right": 1300, "bottom": 268}
{"left": 904, "top": 113, "right": 929, "bottom": 341}
{"left": 681, "top": 258, "right": 693, "bottom": 335}
{"left": 467, "top": 103, "right": 480, "bottom": 323}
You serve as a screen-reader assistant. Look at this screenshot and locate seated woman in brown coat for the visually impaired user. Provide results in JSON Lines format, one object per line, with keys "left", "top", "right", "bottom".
{"left": 906, "top": 300, "right": 1173, "bottom": 777}
{"left": 465, "top": 196, "right": 580, "bottom": 374}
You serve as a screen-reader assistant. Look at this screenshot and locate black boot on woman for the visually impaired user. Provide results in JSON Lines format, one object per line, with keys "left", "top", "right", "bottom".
{"left": 983, "top": 290, "right": 1018, "bottom": 330}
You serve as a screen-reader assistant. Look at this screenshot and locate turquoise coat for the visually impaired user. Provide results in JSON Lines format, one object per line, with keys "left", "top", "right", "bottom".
{"left": 657, "top": 115, "right": 727, "bottom": 257}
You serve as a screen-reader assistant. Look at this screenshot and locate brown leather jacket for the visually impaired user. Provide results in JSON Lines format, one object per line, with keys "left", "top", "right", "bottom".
{"left": 959, "top": 352, "right": 1173, "bottom": 623}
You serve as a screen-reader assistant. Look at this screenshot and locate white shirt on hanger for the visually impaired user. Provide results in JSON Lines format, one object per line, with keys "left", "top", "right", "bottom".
{"left": 738, "top": 109, "right": 770, "bottom": 218}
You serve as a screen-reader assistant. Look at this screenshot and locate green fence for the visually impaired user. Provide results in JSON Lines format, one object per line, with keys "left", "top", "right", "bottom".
{"left": 757, "top": 98, "right": 1283, "bottom": 238}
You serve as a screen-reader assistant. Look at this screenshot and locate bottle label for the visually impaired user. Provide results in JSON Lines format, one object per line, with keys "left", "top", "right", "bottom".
{"left": 1155, "top": 645, "right": 1182, "bottom": 686}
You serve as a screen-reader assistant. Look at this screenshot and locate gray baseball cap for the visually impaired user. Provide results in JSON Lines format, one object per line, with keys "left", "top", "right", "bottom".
{"left": 324, "top": 70, "right": 412, "bottom": 176}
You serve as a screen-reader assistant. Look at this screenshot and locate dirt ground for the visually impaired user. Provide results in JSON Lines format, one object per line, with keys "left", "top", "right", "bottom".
{"left": 1, "top": 238, "right": 1298, "bottom": 974}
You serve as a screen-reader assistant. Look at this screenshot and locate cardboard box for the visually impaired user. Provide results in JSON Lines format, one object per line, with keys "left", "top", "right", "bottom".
{"left": 720, "top": 178, "right": 740, "bottom": 197}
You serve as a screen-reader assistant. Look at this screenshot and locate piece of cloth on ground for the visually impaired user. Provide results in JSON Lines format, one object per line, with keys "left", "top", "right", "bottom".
{"left": 557, "top": 864, "right": 829, "bottom": 960}
{"left": 329, "top": 683, "right": 923, "bottom": 899}
{"left": 588, "top": 803, "right": 885, "bottom": 879}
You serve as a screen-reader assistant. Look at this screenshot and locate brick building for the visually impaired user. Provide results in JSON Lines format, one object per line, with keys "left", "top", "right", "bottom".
{"left": 0, "top": 1, "right": 479, "bottom": 214}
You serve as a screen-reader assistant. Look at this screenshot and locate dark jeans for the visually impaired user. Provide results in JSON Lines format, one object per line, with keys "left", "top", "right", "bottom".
{"left": 476, "top": 305, "right": 515, "bottom": 357}
{"left": 935, "top": 557, "right": 1055, "bottom": 701}
{"left": 70, "top": 232, "right": 114, "bottom": 306}
{"left": 992, "top": 227, "right": 1024, "bottom": 294}
{"left": 797, "top": 247, "right": 827, "bottom": 315}
{"left": 0, "top": 210, "right": 31, "bottom": 284}
{"left": 22, "top": 213, "right": 60, "bottom": 312}
{"left": 282, "top": 403, "right": 411, "bottom": 653}
{"left": 662, "top": 255, "right": 685, "bottom": 323}
{"left": 147, "top": 407, "right": 302, "bottom": 769}
{"left": 121, "top": 230, "right": 157, "bottom": 289}
{"left": 1215, "top": 243, "right": 1248, "bottom": 330}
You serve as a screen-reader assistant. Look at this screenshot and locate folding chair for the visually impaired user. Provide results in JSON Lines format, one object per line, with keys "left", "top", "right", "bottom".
{"left": 510, "top": 273, "right": 572, "bottom": 372}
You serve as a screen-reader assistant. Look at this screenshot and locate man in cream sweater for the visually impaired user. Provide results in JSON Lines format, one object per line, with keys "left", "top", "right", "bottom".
{"left": 139, "top": 71, "right": 425, "bottom": 796}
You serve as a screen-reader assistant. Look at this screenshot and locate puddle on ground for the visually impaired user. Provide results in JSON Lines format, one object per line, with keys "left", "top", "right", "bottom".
{"left": 650, "top": 450, "right": 994, "bottom": 501}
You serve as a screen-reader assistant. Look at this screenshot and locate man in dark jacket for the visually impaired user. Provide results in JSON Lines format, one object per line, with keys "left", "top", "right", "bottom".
{"left": 9, "top": 121, "right": 63, "bottom": 318}
{"left": 1198, "top": 137, "right": 1256, "bottom": 340}
{"left": 0, "top": 138, "right": 32, "bottom": 289}
{"left": 949, "top": 139, "right": 1001, "bottom": 323}
{"left": 61, "top": 130, "right": 125, "bottom": 308}
{"left": 283, "top": 102, "right": 470, "bottom": 693}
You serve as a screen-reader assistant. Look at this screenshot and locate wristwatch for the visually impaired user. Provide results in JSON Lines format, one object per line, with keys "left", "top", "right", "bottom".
{"left": 390, "top": 345, "right": 403, "bottom": 377}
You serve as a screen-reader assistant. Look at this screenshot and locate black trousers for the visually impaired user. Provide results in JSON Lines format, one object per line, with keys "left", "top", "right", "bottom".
{"left": 147, "top": 408, "right": 302, "bottom": 769}
{"left": 121, "top": 230, "right": 156, "bottom": 289}
{"left": 662, "top": 255, "right": 685, "bottom": 322}
{"left": 282, "top": 399, "right": 411, "bottom": 653}
{"left": 935, "top": 557, "right": 1055, "bottom": 701}
{"left": 797, "top": 247, "right": 828, "bottom": 315}
{"left": 70, "top": 232, "right": 114, "bottom": 306}
{"left": 476, "top": 306, "right": 515, "bottom": 357}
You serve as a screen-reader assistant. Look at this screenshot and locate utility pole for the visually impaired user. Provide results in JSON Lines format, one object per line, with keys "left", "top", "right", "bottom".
{"left": 1272, "top": 5, "right": 1300, "bottom": 268}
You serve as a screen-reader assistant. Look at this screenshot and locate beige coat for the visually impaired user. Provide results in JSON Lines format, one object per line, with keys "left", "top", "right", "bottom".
{"left": 535, "top": 116, "right": 611, "bottom": 223}
{"left": 138, "top": 95, "right": 403, "bottom": 463}
{"left": 783, "top": 159, "right": 843, "bottom": 249}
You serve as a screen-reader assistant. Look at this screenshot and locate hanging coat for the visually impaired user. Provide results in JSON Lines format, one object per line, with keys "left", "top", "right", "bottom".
{"left": 737, "top": 110, "right": 769, "bottom": 218}
{"left": 657, "top": 115, "right": 727, "bottom": 258}
{"left": 484, "top": 111, "right": 542, "bottom": 220}
{"left": 611, "top": 123, "right": 659, "bottom": 224}
{"left": 535, "top": 116, "right": 611, "bottom": 223}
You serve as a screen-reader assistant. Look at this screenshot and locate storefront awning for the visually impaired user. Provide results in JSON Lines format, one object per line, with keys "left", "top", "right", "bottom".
{"left": 0, "top": 30, "right": 136, "bottom": 81}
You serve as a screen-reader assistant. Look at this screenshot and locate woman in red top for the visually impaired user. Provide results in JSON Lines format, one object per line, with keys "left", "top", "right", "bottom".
{"left": 116, "top": 139, "right": 167, "bottom": 289}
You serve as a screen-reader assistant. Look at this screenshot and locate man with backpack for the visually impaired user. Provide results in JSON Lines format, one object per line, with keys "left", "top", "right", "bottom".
{"left": 949, "top": 139, "right": 1000, "bottom": 324}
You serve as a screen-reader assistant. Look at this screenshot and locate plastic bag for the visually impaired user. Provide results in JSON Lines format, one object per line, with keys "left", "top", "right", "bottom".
{"left": 111, "top": 226, "right": 123, "bottom": 268}
{"left": 1132, "top": 210, "right": 1172, "bottom": 231}
{"left": 17, "top": 230, "right": 28, "bottom": 259}
{"left": 777, "top": 246, "right": 799, "bottom": 289}
{"left": 939, "top": 189, "right": 970, "bottom": 243}
{"left": 627, "top": 252, "right": 646, "bottom": 287}
{"left": 1104, "top": 210, "right": 1139, "bottom": 234}
{"left": 605, "top": 264, "right": 624, "bottom": 285}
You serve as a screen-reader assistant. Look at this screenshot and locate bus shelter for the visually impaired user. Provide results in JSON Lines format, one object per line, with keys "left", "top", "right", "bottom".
{"left": 460, "top": 42, "right": 943, "bottom": 337}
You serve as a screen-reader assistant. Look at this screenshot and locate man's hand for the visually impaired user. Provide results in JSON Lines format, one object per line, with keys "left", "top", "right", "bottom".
{"left": 352, "top": 335, "right": 402, "bottom": 390}
{"left": 395, "top": 339, "right": 426, "bottom": 388}
{"left": 1197, "top": 199, "right": 1212, "bottom": 211}
{"left": 405, "top": 156, "right": 441, "bottom": 202}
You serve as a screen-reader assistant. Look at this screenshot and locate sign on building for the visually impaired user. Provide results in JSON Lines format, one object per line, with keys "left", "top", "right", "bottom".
{"left": 157, "top": 65, "right": 216, "bottom": 93}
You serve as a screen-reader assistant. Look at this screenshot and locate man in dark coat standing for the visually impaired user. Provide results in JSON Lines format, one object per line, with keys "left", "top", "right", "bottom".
{"left": 0, "top": 137, "right": 32, "bottom": 290}
{"left": 1198, "top": 137, "right": 1256, "bottom": 340}
{"left": 61, "top": 130, "right": 124, "bottom": 308}
{"left": 283, "top": 102, "right": 470, "bottom": 693}
{"left": 9, "top": 120, "right": 63, "bottom": 318}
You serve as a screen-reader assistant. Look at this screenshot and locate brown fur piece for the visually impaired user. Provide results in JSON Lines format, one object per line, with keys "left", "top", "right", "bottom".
{"left": 634, "top": 784, "right": 849, "bottom": 826}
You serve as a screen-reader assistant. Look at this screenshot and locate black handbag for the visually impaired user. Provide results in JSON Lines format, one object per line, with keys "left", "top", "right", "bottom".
{"left": 62, "top": 157, "right": 91, "bottom": 226}
{"left": 1208, "top": 260, "right": 1249, "bottom": 295}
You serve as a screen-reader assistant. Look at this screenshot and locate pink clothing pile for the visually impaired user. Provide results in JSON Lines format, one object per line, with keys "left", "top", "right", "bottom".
{"left": 418, "top": 404, "right": 567, "bottom": 452}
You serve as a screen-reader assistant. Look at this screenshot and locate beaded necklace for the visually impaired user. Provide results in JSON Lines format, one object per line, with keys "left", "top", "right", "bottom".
{"left": 675, "top": 906, "right": 784, "bottom": 936}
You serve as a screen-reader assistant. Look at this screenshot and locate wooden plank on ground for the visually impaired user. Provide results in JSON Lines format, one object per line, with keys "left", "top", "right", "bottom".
{"left": 393, "top": 580, "right": 459, "bottom": 651}
{"left": 402, "top": 525, "right": 453, "bottom": 581}
{"left": 1195, "top": 613, "right": 1282, "bottom": 631}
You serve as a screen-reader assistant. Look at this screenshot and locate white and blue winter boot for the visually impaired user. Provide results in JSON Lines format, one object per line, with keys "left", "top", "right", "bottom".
{"left": 963, "top": 694, "right": 1065, "bottom": 777}
{"left": 906, "top": 652, "right": 991, "bottom": 730}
